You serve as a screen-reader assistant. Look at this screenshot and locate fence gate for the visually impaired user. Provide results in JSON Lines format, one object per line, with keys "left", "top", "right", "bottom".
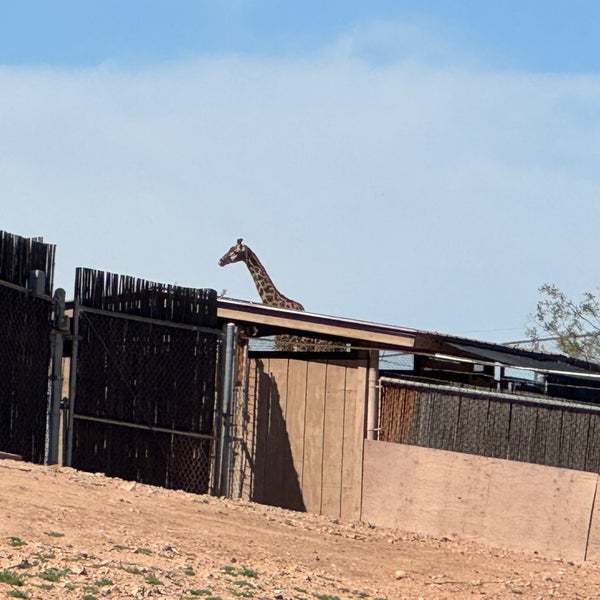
{"left": 66, "top": 269, "right": 222, "bottom": 494}
{"left": 0, "top": 231, "right": 56, "bottom": 463}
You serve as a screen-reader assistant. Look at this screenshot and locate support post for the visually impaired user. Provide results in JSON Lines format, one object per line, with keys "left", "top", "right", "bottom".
{"left": 65, "top": 300, "right": 80, "bottom": 467}
{"left": 218, "top": 322, "right": 237, "bottom": 497}
{"left": 366, "top": 349, "right": 380, "bottom": 441}
{"left": 47, "top": 288, "right": 67, "bottom": 465}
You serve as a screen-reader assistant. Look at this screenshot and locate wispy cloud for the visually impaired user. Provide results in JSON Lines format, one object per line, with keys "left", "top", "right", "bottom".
{"left": 2, "top": 23, "right": 600, "bottom": 337}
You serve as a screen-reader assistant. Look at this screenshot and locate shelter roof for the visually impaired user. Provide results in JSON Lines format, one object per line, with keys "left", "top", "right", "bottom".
{"left": 217, "top": 297, "right": 600, "bottom": 379}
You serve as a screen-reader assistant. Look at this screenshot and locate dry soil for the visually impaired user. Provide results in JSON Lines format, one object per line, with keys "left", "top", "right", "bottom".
{"left": 1, "top": 458, "right": 600, "bottom": 599}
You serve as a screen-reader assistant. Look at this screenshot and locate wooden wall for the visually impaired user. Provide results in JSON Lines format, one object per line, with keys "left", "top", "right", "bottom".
{"left": 249, "top": 354, "right": 369, "bottom": 520}
{"left": 362, "top": 440, "right": 600, "bottom": 562}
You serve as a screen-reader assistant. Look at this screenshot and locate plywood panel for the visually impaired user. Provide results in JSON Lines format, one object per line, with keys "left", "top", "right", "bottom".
{"left": 251, "top": 357, "right": 271, "bottom": 504}
{"left": 362, "top": 441, "right": 597, "bottom": 562}
{"left": 264, "top": 358, "right": 290, "bottom": 508}
{"left": 320, "top": 361, "right": 346, "bottom": 517}
{"left": 282, "top": 358, "right": 308, "bottom": 511}
{"left": 302, "top": 361, "right": 327, "bottom": 514}
{"left": 340, "top": 360, "right": 368, "bottom": 520}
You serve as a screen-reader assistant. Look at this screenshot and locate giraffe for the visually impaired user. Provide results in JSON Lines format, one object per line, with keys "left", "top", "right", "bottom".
{"left": 218, "top": 238, "right": 304, "bottom": 311}
{"left": 218, "top": 239, "right": 343, "bottom": 351}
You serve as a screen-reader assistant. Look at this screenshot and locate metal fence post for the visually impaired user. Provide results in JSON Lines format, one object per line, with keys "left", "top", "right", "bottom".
{"left": 65, "top": 299, "right": 80, "bottom": 467}
{"left": 218, "top": 322, "right": 237, "bottom": 497}
{"left": 46, "top": 288, "right": 68, "bottom": 465}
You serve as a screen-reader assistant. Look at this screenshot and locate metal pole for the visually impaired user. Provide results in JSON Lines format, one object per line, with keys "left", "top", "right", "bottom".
{"left": 218, "top": 322, "right": 236, "bottom": 497}
{"left": 46, "top": 289, "right": 67, "bottom": 465}
{"left": 366, "top": 349, "right": 380, "bottom": 441}
{"left": 65, "top": 299, "right": 80, "bottom": 467}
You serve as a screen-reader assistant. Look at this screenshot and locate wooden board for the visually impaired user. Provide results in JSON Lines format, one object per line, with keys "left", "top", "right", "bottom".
{"left": 361, "top": 441, "right": 598, "bottom": 562}
{"left": 320, "top": 361, "right": 346, "bottom": 516}
{"left": 301, "top": 361, "right": 327, "bottom": 514}
{"left": 249, "top": 355, "right": 369, "bottom": 520}
{"left": 251, "top": 357, "right": 272, "bottom": 504}
{"left": 263, "top": 358, "right": 290, "bottom": 508}
{"left": 340, "top": 361, "right": 368, "bottom": 520}
{"left": 282, "top": 358, "right": 308, "bottom": 511}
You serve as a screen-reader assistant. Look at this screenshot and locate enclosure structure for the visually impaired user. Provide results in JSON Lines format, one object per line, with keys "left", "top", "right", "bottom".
{"left": 4, "top": 225, "right": 600, "bottom": 560}
{"left": 0, "top": 231, "right": 56, "bottom": 464}
{"left": 216, "top": 297, "right": 600, "bottom": 559}
{"left": 64, "top": 268, "right": 223, "bottom": 494}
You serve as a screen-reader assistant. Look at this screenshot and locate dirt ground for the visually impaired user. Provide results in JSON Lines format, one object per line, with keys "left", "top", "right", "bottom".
{"left": 1, "top": 459, "right": 600, "bottom": 599}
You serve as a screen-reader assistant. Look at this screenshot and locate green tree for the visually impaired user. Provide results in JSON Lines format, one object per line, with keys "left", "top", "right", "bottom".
{"left": 528, "top": 284, "right": 600, "bottom": 363}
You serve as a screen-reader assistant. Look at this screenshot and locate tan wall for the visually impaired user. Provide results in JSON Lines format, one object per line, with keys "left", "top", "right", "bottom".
{"left": 250, "top": 355, "right": 369, "bottom": 520}
{"left": 362, "top": 440, "right": 600, "bottom": 562}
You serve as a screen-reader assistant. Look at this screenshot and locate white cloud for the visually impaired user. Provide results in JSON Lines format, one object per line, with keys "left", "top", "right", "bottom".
{"left": 1, "top": 31, "right": 600, "bottom": 339}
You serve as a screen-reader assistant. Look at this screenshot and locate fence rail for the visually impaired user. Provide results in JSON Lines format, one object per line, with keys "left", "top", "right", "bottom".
{"left": 379, "top": 377, "right": 600, "bottom": 473}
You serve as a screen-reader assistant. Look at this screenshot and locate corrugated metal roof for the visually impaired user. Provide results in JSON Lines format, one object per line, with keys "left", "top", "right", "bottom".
{"left": 446, "top": 342, "right": 597, "bottom": 377}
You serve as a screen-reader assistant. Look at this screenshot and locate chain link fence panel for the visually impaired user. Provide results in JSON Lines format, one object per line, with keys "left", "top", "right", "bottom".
{"left": 380, "top": 377, "right": 600, "bottom": 474}
{"left": 0, "top": 282, "right": 52, "bottom": 463}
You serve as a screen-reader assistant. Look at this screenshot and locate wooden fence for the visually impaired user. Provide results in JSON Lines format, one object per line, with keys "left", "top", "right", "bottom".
{"left": 237, "top": 352, "right": 369, "bottom": 520}
{"left": 0, "top": 230, "right": 55, "bottom": 295}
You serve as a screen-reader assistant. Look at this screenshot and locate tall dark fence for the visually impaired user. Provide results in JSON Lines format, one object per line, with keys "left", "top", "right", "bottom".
{"left": 379, "top": 378, "right": 600, "bottom": 474}
{"left": 70, "top": 268, "right": 221, "bottom": 493}
{"left": 0, "top": 230, "right": 55, "bottom": 463}
{"left": 0, "top": 230, "right": 55, "bottom": 295}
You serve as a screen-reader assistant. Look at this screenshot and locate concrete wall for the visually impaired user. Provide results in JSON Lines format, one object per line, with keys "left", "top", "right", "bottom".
{"left": 361, "top": 440, "right": 600, "bottom": 562}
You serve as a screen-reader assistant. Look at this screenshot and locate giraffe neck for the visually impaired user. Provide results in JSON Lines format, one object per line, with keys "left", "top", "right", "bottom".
{"left": 243, "top": 247, "right": 303, "bottom": 310}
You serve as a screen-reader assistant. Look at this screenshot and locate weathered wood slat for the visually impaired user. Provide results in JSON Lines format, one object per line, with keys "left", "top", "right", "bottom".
{"left": 74, "top": 267, "right": 217, "bottom": 327}
{"left": 0, "top": 229, "right": 55, "bottom": 294}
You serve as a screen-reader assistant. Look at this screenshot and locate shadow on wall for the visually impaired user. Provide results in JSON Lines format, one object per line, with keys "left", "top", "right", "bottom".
{"left": 252, "top": 360, "right": 305, "bottom": 512}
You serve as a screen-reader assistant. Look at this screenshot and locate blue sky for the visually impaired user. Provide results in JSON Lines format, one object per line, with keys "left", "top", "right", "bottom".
{"left": 3, "top": 1, "right": 600, "bottom": 71}
{"left": 2, "top": 1, "right": 600, "bottom": 342}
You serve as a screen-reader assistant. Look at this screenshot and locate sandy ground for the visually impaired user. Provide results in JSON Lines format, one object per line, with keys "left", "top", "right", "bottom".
{"left": 1, "top": 459, "right": 600, "bottom": 599}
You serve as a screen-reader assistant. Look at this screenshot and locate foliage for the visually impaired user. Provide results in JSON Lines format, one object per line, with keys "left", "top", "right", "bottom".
{"left": 145, "top": 573, "right": 162, "bottom": 585}
{"left": 38, "top": 567, "right": 68, "bottom": 582}
{"left": 44, "top": 531, "right": 64, "bottom": 538}
{"left": 0, "top": 570, "right": 24, "bottom": 586}
{"left": 528, "top": 284, "right": 600, "bottom": 363}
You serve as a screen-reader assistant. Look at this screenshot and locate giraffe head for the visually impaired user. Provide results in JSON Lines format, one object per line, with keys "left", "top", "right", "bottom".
{"left": 218, "top": 238, "right": 247, "bottom": 267}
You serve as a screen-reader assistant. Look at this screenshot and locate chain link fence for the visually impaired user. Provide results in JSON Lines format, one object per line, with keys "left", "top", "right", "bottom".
{"left": 0, "top": 281, "right": 52, "bottom": 463}
{"left": 227, "top": 340, "right": 254, "bottom": 500}
{"left": 68, "top": 269, "right": 221, "bottom": 494}
{"left": 71, "top": 307, "right": 220, "bottom": 494}
{"left": 379, "top": 377, "right": 600, "bottom": 473}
